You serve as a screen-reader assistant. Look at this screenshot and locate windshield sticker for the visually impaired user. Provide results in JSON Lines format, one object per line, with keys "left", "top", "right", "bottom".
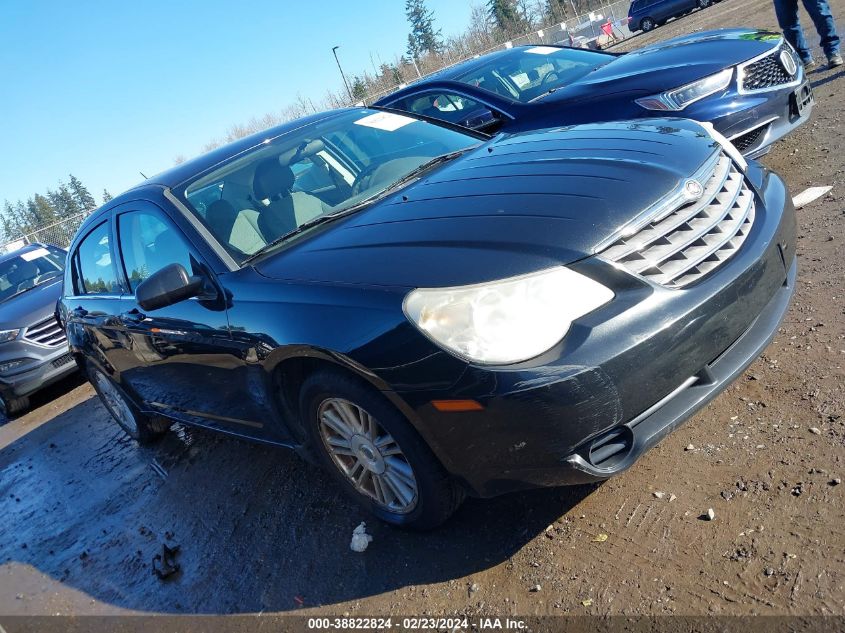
{"left": 525, "top": 46, "right": 558, "bottom": 55}
{"left": 21, "top": 247, "right": 49, "bottom": 261}
{"left": 354, "top": 112, "right": 416, "bottom": 131}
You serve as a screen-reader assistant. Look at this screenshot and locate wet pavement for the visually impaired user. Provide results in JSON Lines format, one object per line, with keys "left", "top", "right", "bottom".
{"left": 0, "top": 374, "right": 602, "bottom": 614}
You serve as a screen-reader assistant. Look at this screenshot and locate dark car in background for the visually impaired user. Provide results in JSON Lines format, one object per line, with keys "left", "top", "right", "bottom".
{"left": 628, "top": 0, "right": 711, "bottom": 33}
{"left": 59, "top": 108, "right": 795, "bottom": 528}
{"left": 0, "top": 243, "right": 76, "bottom": 419}
{"left": 374, "top": 30, "right": 813, "bottom": 158}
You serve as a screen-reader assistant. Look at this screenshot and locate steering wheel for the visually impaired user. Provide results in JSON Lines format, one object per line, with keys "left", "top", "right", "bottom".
{"left": 351, "top": 163, "right": 382, "bottom": 196}
{"left": 540, "top": 71, "right": 561, "bottom": 88}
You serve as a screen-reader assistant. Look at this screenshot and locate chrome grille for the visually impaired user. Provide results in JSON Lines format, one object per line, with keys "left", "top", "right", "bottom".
{"left": 740, "top": 46, "right": 797, "bottom": 91}
{"left": 24, "top": 316, "right": 67, "bottom": 347}
{"left": 600, "top": 152, "right": 756, "bottom": 288}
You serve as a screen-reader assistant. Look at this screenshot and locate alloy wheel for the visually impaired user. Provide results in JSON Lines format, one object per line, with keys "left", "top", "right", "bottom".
{"left": 93, "top": 371, "right": 138, "bottom": 434}
{"left": 317, "top": 397, "right": 418, "bottom": 513}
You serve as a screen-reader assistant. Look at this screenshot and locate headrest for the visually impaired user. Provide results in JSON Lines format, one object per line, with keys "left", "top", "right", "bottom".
{"left": 207, "top": 199, "right": 237, "bottom": 225}
{"left": 253, "top": 159, "right": 295, "bottom": 200}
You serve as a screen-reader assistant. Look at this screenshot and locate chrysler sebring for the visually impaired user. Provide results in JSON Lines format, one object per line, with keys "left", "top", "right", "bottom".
{"left": 59, "top": 109, "right": 796, "bottom": 528}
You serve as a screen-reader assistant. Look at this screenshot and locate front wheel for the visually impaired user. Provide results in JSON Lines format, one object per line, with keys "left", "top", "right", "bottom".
{"left": 0, "top": 394, "right": 29, "bottom": 422}
{"left": 88, "top": 366, "right": 170, "bottom": 444}
{"left": 300, "top": 370, "right": 464, "bottom": 530}
{"left": 640, "top": 17, "right": 655, "bottom": 32}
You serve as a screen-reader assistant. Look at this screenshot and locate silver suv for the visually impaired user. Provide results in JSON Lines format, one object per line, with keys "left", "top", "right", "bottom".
{"left": 0, "top": 243, "right": 76, "bottom": 419}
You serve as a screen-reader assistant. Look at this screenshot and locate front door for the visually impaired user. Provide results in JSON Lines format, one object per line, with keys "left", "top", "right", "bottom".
{"left": 111, "top": 202, "right": 277, "bottom": 439}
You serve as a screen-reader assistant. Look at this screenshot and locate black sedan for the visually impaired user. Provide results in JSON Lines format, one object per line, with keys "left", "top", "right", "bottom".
{"left": 59, "top": 109, "right": 796, "bottom": 528}
{"left": 374, "top": 30, "right": 814, "bottom": 158}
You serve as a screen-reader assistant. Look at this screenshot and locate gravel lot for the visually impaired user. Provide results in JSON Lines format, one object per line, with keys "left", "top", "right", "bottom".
{"left": 1, "top": 0, "right": 844, "bottom": 617}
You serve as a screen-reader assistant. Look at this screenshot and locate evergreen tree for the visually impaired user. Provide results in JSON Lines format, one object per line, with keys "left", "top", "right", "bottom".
{"left": 351, "top": 77, "right": 368, "bottom": 101}
{"left": 12, "top": 201, "right": 28, "bottom": 234}
{"left": 32, "top": 194, "right": 59, "bottom": 225}
{"left": 487, "top": 0, "right": 526, "bottom": 33}
{"left": 47, "top": 183, "right": 82, "bottom": 219}
{"left": 405, "top": 0, "right": 442, "bottom": 60}
{"left": 102, "top": 189, "right": 113, "bottom": 203}
{"left": 68, "top": 174, "right": 97, "bottom": 211}
{"left": 1, "top": 202, "right": 16, "bottom": 242}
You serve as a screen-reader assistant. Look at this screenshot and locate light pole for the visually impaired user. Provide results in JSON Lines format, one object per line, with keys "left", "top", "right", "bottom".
{"left": 332, "top": 46, "right": 354, "bottom": 103}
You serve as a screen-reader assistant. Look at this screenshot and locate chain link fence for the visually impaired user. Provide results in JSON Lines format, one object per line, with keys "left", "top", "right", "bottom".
{"left": 1, "top": 211, "right": 90, "bottom": 254}
{"left": 363, "top": 0, "right": 633, "bottom": 105}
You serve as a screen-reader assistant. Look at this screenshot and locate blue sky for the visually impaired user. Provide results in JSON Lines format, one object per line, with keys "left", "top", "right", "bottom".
{"left": 0, "top": 0, "right": 474, "bottom": 206}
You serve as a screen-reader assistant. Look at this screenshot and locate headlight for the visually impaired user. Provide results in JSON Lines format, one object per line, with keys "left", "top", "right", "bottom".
{"left": 0, "top": 329, "right": 21, "bottom": 344}
{"left": 403, "top": 267, "right": 614, "bottom": 365}
{"left": 635, "top": 68, "right": 733, "bottom": 111}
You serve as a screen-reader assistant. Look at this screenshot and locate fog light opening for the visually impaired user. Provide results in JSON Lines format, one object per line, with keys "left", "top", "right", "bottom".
{"left": 587, "top": 426, "right": 634, "bottom": 470}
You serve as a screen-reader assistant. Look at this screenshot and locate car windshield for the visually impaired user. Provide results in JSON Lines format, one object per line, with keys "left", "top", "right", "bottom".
{"left": 454, "top": 46, "right": 610, "bottom": 103}
{"left": 180, "top": 109, "right": 481, "bottom": 264}
{"left": 0, "top": 246, "right": 65, "bottom": 303}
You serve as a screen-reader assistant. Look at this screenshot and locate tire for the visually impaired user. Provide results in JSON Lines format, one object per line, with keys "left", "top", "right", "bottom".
{"left": 87, "top": 365, "right": 170, "bottom": 444}
{"left": 697, "top": 0, "right": 711, "bottom": 7}
{"left": 0, "top": 394, "right": 29, "bottom": 422}
{"left": 299, "top": 369, "right": 465, "bottom": 530}
{"left": 640, "top": 17, "right": 655, "bottom": 32}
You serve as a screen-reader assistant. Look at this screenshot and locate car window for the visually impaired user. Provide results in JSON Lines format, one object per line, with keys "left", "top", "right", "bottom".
{"left": 180, "top": 109, "right": 480, "bottom": 263}
{"left": 394, "top": 93, "right": 489, "bottom": 126}
{"left": 75, "top": 222, "right": 120, "bottom": 295}
{"left": 117, "top": 211, "right": 194, "bottom": 292}
{"left": 0, "top": 246, "right": 65, "bottom": 303}
{"left": 456, "top": 48, "right": 610, "bottom": 103}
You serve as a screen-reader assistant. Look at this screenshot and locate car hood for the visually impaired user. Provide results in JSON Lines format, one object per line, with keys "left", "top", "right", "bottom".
{"left": 0, "top": 277, "right": 63, "bottom": 331}
{"left": 254, "top": 119, "right": 719, "bottom": 288}
{"left": 544, "top": 29, "right": 783, "bottom": 104}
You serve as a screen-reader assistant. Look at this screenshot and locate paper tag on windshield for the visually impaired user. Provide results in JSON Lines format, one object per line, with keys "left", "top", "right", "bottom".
{"left": 21, "top": 247, "right": 49, "bottom": 261}
{"left": 525, "top": 46, "right": 558, "bottom": 55}
{"left": 354, "top": 112, "right": 416, "bottom": 131}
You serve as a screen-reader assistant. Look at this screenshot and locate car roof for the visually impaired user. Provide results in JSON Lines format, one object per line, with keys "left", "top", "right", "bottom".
{"left": 132, "top": 109, "right": 354, "bottom": 191}
{"left": 0, "top": 242, "right": 60, "bottom": 264}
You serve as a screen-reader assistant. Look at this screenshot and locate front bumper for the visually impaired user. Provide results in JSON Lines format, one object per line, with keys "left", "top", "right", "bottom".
{"left": 684, "top": 74, "right": 813, "bottom": 158}
{"left": 0, "top": 343, "right": 76, "bottom": 402}
{"left": 395, "top": 163, "right": 796, "bottom": 497}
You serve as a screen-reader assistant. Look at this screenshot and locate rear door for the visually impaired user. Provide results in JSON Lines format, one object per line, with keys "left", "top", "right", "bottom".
{"left": 65, "top": 217, "right": 128, "bottom": 382}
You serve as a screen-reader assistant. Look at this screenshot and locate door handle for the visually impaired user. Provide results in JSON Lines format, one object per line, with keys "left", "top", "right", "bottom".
{"left": 120, "top": 309, "right": 146, "bottom": 324}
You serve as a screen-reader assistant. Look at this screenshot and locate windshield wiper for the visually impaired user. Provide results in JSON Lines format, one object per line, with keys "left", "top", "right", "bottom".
{"left": 376, "top": 149, "right": 471, "bottom": 196}
{"left": 243, "top": 211, "right": 345, "bottom": 264}
{"left": 1, "top": 283, "right": 42, "bottom": 303}
{"left": 243, "top": 149, "right": 471, "bottom": 264}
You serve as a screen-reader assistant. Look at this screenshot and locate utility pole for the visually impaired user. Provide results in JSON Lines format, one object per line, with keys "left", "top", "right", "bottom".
{"left": 332, "top": 46, "right": 354, "bottom": 102}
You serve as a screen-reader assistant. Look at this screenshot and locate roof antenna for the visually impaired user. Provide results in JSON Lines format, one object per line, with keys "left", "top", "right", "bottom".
{"left": 139, "top": 171, "right": 148, "bottom": 179}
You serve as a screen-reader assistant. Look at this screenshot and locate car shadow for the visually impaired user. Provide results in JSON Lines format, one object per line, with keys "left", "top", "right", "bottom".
{"left": 0, "top": 394, "right": 599, "bottom": 614}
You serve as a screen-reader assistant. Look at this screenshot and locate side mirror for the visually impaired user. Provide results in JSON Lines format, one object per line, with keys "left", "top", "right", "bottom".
{"left": 136, "top": 263, "right": 204, "bottom": 311}
{"left": 464, "top": 107, "right": 503, "bottom": 132}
